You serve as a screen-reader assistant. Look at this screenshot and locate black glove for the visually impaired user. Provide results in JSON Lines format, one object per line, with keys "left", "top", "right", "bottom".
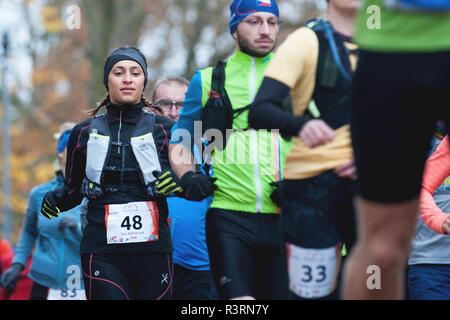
{"left": 0, "top": 263, "right": 24, "bottom": 293}
{"left": 269, "top": 181, "right": 281, "bottom": 207}
{"left": 41, "top": 191, "right": 61, "bottom": 219}
{"left": 153, "top": 170, "right": 184, "bottom": 196}
{"left": 57, "top": 215, "right": 78, "bottom": 233}
{"left": 40, "top": 187, "right": 66, "bottom": 219}
{"left": 180, "top": 171, "right": 217, "bottom": 201}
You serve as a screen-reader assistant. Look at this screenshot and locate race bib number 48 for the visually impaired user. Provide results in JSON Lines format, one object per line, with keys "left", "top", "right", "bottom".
{"left": 105, "top": 201, "right": 159, "bottom": 244}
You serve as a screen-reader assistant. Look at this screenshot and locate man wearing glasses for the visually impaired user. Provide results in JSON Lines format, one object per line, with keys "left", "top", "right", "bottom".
{"left": 152, "top": 77, "right": 189, "bottom": 122}
{"left": 169, "top": 0, "right": 292, "bottom": 300}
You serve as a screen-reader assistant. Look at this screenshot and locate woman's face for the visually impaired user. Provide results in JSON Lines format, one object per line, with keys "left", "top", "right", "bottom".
{"left": 107, "top": 60, "right": 145, "bottom": 105}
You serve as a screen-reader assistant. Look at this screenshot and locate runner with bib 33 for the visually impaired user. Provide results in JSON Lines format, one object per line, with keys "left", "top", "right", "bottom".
{"left": 249, "top": 0, "right": 360, "bottom": 299}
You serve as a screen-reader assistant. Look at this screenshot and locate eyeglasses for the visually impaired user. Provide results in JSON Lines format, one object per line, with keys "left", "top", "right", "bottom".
{"left": 154, "top": 99, "right": 183, "bottom": 110}
{"left": 242, "top": 17, "right": 281, "bottom": 29}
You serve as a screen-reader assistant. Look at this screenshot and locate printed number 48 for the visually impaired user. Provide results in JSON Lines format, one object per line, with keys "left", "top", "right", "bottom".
{"left": 121, "top": 215, "right": 142, "bottom": 230}
{"left": 301, "top": 265, "right": 326, "bottom": 283}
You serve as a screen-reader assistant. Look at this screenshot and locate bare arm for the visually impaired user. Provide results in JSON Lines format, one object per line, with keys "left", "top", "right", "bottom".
{"left": 420, "top": 136, "right": 450, "bottom": 235}
{"left": 169, "top": 143, "right": 196, "bottom": 179}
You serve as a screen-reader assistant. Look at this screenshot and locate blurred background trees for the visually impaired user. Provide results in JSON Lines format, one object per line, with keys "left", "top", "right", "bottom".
{"left": 0, "top": 0, "right": 326, "bottom": 243}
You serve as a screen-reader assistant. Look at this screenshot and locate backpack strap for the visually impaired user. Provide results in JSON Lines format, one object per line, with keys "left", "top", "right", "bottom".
{"left": 304, "top": 18, "right": 354, "bottom": 123}
{"left": 133, "top": 109, "right": 155, "bottom": 136}
{"left": 210, "top": 61, "right": 232, "bottom": 109}
{"left": 211, "top": 61, "right": 250, "bottom": 121}
{"left": 305, "top": 18, "right": 352, "bottom": 81}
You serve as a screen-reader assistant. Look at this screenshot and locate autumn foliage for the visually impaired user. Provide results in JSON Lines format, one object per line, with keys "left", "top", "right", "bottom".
{"left": 0, "top": 0, "right": 319, "bottom": 244}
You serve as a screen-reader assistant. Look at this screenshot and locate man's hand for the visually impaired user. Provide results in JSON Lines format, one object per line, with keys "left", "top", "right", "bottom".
{"left": 0, "top": 263, "right": 24, "bottom": 293}
{"left": 180, "top": 171, "right": 217, "bottom": 201}
{"left": 299, "top": 119, "right": 334, "bottom": 148}
{"left": 269, "top": 181, "right": 281, "bottom": 207}
{"left": 334, "top": 159, "right": 357, "bottom": 181}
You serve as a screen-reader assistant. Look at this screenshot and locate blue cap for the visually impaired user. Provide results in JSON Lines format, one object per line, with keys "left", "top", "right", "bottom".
{"left": 57, "top": 129, "right": 72, "bottom": 154}
{"left": 229, "top": 0, "right": 279, "bottom": 34}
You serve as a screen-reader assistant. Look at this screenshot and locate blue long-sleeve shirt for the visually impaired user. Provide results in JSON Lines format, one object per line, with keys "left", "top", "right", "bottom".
{"left": 13, "top": 174, "right": 84, "bottom": 290}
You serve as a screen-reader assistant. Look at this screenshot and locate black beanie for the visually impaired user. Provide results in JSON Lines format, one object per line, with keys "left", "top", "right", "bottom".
{"left": 103, "top": 46, "right": 148, "bottom": 90}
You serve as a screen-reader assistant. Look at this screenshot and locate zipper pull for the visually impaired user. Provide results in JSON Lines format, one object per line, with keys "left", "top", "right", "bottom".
{"left": 118, "top": 110, "right": 122, "bottom": 154}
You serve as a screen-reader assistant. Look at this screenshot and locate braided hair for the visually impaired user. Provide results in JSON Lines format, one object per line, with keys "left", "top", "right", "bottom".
{"left": 87, "top": 94, "right": 163, "bottom": 117}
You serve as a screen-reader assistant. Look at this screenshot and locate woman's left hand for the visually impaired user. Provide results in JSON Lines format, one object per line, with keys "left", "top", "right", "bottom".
{"left": 153, "top": 169, "right": 184, "bottom": 196}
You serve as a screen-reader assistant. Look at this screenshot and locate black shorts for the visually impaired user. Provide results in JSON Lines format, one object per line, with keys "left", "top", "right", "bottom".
{"left": 81, "top": 251, "right": 173, "bottom": 300}
{"left": 29, "top": 282, "right": 49, "bottom": 300}
{"left": 279, "top": 171, "right": 356, "bottom": 250}
{"left": 172, "top": 264, "right": 216, "bottom": 300}
{"left": 351, "top": 49, "right": 450, "bottom": 203}
{"left": 205, "top": 208, "right": 289, "bottom": 300}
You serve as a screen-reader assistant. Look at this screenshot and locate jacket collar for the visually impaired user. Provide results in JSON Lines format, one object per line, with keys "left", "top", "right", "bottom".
{"left": 230, "top": 49, "right": 274, "bottom": 66}
{"left": 106, "top": 101, "right": 144, "bottom": 121}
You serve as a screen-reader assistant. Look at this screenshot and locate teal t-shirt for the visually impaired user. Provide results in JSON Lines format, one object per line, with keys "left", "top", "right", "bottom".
{"left": 356, "top": 0, "right": 450, "bottom": 52}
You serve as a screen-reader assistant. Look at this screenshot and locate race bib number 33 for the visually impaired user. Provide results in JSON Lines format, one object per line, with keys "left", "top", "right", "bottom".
{"left": 287, "top": 243, "right": 339, "bottom": 299}
{"left": 105, "top": 201, "right": 159, "bottom": 244}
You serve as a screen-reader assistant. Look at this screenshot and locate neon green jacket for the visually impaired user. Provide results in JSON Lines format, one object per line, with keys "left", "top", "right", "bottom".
{"left": 356, "top": 0, "right": 450, "bottom": 52}
{"left": 171, "top": 50, "right": 292, "bottom": 214}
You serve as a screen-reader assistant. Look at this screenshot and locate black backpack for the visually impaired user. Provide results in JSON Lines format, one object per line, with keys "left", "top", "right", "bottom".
{"left": 281, "top": 18, "right": 356, "bottom": 132}
{"left": 200, "top": 60, "right": 250, "bottom": 151}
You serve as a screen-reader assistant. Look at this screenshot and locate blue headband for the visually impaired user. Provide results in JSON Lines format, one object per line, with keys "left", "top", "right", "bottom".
{"left": 229, "top": 0, "right": 279, "bottom": 34}
{"left": 57, "top": 129, "right": 72, "bottom": 154}
{"left": 103, "top": 47, "right": 148, "bottom": 90}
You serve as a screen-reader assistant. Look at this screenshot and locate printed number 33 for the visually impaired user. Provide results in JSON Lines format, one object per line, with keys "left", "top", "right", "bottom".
{"left": 301, "top": 265, "right": 326, "bottom": 283}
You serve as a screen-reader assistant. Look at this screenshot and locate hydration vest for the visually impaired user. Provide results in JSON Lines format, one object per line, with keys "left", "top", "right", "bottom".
{"left": 200, "top": 60, "right": 251, "bottom": 150}
{"left": 384, "top": 0, "right": 450, "bottom": 11}
{"left": 304, "top": 18, "right": 357, "bottom": 130}
{"left": 81, "top": 110, "right": 161, "bottom": 199}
